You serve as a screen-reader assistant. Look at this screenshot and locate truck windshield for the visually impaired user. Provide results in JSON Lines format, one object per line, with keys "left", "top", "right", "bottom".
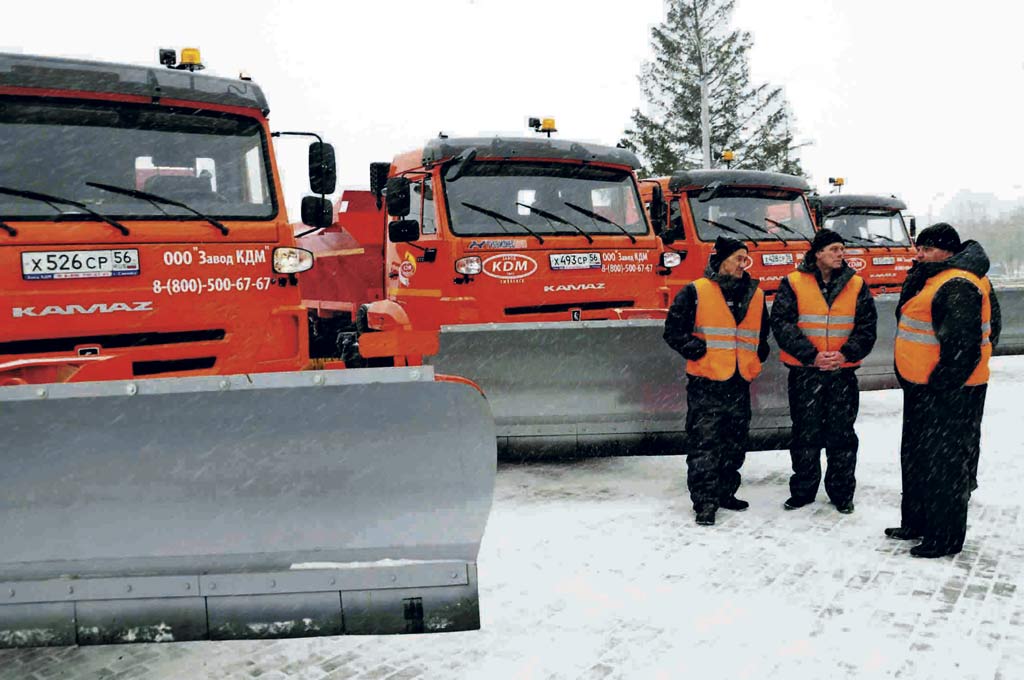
{"left": 0, "top": 98, "right": 275, "bottom": 220}
{"left": 824, "top": 210, "right": 911, "bottom": 246}
{"left": 689, "top": 188, "right": 815, "bottom": 242}
{"left": 444, "top": 161, "right": 648, "bottom": 237}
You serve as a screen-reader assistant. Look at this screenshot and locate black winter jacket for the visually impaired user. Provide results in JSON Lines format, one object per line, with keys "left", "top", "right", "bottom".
{"left": 896, "top": 240, "right": 1000, "bottom": 390}
{"left": 664, "top": 264, "right": 772, "bottom": 367}
{"left": 770, "top": 254, "right": 878, "bottom": 366}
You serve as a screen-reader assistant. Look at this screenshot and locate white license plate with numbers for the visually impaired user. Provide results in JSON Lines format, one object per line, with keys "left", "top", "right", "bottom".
{"left": 21, "top": 249, "right": 140, "bottom": 280}
{"left": 761, "top": 253, "right": 793, "bottom": 266}
{"left": 549, "top": 252, "right": 602, "bottom": 270}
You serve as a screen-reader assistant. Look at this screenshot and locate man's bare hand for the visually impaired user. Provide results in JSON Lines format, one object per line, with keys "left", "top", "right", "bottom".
{"left": 813, "top": 351, "right": 843, "bottom": 371}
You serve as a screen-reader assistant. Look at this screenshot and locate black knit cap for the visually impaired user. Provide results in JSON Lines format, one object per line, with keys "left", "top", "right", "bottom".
{"left": 915, "top": 222, "right": 961, "bottom": 253}
{"left": 709, "top": 235, "right": 748, "bottom": 271}
{"left": 809, "top": 228, "right": 845, "bottom": 255}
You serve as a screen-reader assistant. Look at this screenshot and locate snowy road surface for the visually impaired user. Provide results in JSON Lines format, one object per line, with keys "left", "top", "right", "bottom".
{"left": 4, "top": 357, "right": 1023, "bottom": 679}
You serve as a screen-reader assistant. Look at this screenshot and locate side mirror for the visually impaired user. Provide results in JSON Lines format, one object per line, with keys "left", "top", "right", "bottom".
{"left": 648, "top": 184, "right": 667, "bottom": 233}
{"left": 308, "top": 142, "right": 337, "bottom": 195}
{"left": 908, "top": 216, "right": 917, "bottom": 238}
{"left": 370, "top": 162, "right": 391, "bottom": 209}
{"left": 388, "top": 218, "right": 420, "bottom": 243}
{"left": 301, "top": 195, "right": 333, "bottom": 228}
{"left": 444, "top": 147, "right": 477, "bottom": 182}
{"left": 385, "top": 177, "right": 411, "bottom": 217}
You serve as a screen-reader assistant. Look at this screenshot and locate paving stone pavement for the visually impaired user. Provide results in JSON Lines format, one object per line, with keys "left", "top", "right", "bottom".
{"left": 2, "top": 357, "right": 1023, "bottom": 679}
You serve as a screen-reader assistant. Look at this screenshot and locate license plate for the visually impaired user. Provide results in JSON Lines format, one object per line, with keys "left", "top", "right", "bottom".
{"left": 873, "top": 256, "right": 895, "bottom": 265}
{"left": 761, "top": 253, "right": 793, "bottom": 266}
{"left": 21, "top": 249, "right": 140, "bottom": 280}
{"left": 549, "top": 252, "right": 601, "bottom": 270}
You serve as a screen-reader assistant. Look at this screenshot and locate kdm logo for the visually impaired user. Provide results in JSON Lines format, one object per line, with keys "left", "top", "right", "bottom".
{"left": 482, "top": 254, "right": 538, "bottom": 280}
{"left": 12, "top": 301, "right": 153, "bottom": 318}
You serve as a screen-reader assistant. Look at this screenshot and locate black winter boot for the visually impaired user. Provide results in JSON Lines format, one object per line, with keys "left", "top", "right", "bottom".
{"left": 784, "top": 497, "right": 814, "bottom": 511}
{"left": 719, "top": 497, "right": 749, "bottom": 511}
{"left": 884, "top": 527, "right": 922, "bottom": 540}
{"left": 910, "top": 541, "right": 962, "bottom": 558}
{"left": 695, "top": 506, "right": 716, "bottom": 526}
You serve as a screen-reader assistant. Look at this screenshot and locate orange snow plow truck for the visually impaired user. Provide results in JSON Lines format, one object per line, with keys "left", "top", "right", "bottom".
{"left": 0, "top": 51, "right": 496, "bottom": 648}
{"left": 300, "top": 128, "right": 705, "bottom": 456}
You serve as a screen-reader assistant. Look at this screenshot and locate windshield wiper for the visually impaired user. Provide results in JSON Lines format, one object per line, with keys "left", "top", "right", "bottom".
{"left": 460, "top": 201, "right": 544, "bottom": 244}
{"left": 764, "top": 217, "right": 811, "bottom": 243}
{"left": 515, "top": 201, "right": 593, "bottom": 244}
{"left": 733, "top": 217, "right": 786, "bottom": 244}
{"left": 0, "top": 186, "right": 129, "bottom": 235}
{"left": 843, "top": 234, "right": 881, "bottom": 249}
{"left": 701, "top": 217, "right": 758, "bottom": 244}
{"left": 563, "top": 201, "right": 637, "bottom": 244}
{"left": 870, "top": 234, "right": 903, "bottom": 246}
{"left": 0, "top": 220, "right": 16, "bottom": 236}
{"left": 86, "top": 182, "right": 229, "bottom": 236}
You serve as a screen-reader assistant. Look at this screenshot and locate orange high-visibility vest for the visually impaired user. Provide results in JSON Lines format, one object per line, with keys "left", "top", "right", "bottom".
{"left": 894, "top": 268, "right": 991, "bottom": 386}
{"left": 686, "top": 278, "right": 764, "bottom": 382}
{"left": 779, "top": 270, "right": 865, "bottom": 368}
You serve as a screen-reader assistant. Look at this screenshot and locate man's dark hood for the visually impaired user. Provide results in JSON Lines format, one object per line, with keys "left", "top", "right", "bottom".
{"left": 898, "top": 240, "right": 990, "bottom": 313}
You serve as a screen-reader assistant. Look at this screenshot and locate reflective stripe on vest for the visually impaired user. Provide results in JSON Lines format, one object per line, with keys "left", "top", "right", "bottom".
{"left": 894, "top": 268, "right": 992, "bottom": 385}
{"left": 687, "top": 278, "right": 764, "bottom": 382}
{"left": 779, "top": 270, "right": 865, "bottom": 368}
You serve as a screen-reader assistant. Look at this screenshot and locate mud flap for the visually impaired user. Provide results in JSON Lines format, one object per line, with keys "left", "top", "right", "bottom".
{"left": 0, "top": 367, "right": 495, "bottom": 647}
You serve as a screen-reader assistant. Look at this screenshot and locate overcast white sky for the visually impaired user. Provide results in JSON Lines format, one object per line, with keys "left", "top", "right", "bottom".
{"left": 6, "top": 0, "right": 1023, "bottom": 223}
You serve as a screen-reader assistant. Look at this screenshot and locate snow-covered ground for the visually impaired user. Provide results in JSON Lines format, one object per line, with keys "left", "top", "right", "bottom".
{"left": 4, "top": 357, "right": 1024, "bottom": 680}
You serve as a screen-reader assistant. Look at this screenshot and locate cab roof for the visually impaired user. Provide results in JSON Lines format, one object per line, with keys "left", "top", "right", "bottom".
{"left": 421, "top": 136, "right": 642, "bottom": 169}
{"left": 810, "top": 194, "right": 907, "bottom": 212}
{"left": 0, "top": 52, "right": 269, "bottom": 115}
{"left": 667, "top": 169, "right": 810, "bottom": 193}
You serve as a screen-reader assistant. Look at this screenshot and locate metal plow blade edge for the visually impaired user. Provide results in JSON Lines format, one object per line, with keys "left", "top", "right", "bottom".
{"left": 0, "top": 367, "right": 496, "bottom": 647}
{"left": 431, "top": 320, "right": 792, "bottom": 458}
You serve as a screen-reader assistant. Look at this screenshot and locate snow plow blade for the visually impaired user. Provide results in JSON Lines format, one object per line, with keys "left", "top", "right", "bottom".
{"left": 0, "top": 367, "right": 495, "bottom": 648}
{"left": 429, "top": 321, "right": 792, "bottom": 457}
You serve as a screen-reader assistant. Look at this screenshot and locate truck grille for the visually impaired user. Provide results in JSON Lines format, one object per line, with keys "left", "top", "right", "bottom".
{"left": 504, "top": 301, "right": 635, "bottom": 316}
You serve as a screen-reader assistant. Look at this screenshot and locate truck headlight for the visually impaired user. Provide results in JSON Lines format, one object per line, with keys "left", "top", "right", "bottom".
{"left": 660, "top": 251, "right": 683, "bottom": 268}
{"left": 273, "top": 247, "right": 314, "bottom": 273}
{"left": 455, "top": 256, "right": 482, "bottom": 275}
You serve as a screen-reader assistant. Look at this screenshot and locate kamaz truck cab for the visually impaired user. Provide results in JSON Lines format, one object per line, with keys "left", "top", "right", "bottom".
{"left": 641, "top": 169, "right": 816, "bottom": 298}
{"left": 808, "top": 193, "right": 916, "bottom": 294}
{"left": 0, "top": 49, "right": 329, "bottom": 384}
{"left": 373, "top": 133, "right": 672, "bottom": 328}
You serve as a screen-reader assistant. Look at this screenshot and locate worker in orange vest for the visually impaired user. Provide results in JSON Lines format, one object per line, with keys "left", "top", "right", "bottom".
{"left": 886, "top": 223, "right": 995, "bottom": 558}
{"left": 770, "top": 229, "right": 877, "bottom": 514}
{"left": 664, "top": 236, "right": 771, "bottom": 526}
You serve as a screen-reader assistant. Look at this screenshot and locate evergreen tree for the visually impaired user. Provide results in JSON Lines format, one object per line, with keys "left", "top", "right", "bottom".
{"left": 622, "top": 0, "right": 805, "bottom": 177}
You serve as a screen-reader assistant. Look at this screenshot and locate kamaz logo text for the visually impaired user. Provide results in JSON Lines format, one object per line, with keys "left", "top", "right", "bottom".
{"left": 12, "top": 301, "right": 154, "bottom": 318}
{"left": 543, "top": 283, "right": 606, "bottom": 293}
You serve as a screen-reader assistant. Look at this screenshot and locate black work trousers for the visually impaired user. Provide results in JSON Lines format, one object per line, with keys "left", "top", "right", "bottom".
{"left": 787, "top": 367, "right": 859, "bottom": 505}
{"left": 900, "top": 383, "right": 985, "bottom": 551}
{"left": 685, "top": 373, "right": 751, "bottom": 511}
{"left": 968, "top": 384, "right": 987, "bottom": 492}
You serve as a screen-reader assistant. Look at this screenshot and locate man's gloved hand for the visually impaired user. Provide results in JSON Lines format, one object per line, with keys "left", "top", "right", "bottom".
{"left": 682, "top": 337, "right": 708, "bottom": 361}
